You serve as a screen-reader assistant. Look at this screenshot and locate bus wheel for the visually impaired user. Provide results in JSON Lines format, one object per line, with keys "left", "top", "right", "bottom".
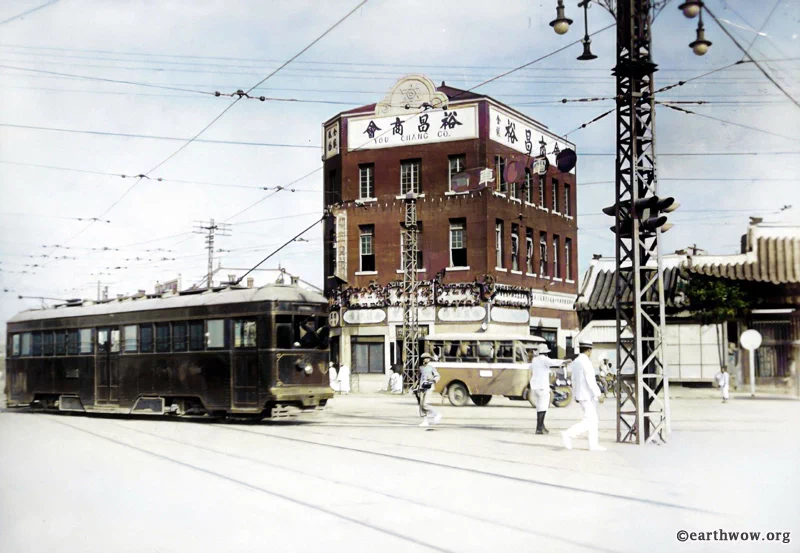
{"left": 447, "top": 382, "right": 469, "bottom": 406}
{"left": 471, "top": 394, "right": 492, "bottom": 406}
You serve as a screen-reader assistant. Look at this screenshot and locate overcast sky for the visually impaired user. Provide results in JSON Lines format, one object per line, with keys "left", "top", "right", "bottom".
{"left": 1, "top": 0, "right": 799, "bottom": 326}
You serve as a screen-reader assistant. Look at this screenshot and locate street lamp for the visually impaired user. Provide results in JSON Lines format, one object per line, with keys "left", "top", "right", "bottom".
{"left": 689, "top": 9, "right": 712, "bottom": 55}
{"left": 576, "top": 0, "right": 597, "bottom": 61}
{"left": 678, "top": 1, "right": 702, "bottom": 18}
{"left": 549, "top": 0, "right": 573, "bottom": 35}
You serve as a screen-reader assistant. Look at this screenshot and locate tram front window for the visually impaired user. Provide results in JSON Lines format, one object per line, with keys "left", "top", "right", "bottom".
{"left": 275, "top": 314, "right": 329, "bottom": 349}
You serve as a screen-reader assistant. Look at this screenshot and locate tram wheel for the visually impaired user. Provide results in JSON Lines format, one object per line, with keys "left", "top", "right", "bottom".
{"left": 447, "top": 382, "right": 469, "bottom": 406}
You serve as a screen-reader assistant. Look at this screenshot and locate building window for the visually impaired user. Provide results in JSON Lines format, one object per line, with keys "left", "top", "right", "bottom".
{"left": 564, "top": 183, "right": 571, "bottom": 216}
{"left": 448, "top": 154, "right": 466, "bottom": 191}
{"left": 495, "top": 156, "right": 507, "bottom": 194}
{"left": 538, "top": 176, "right": 545, "bottom": 208}
{"left": 495, "top": 220, "right": 504, "bottom": 268}
{"left": 526, "top": 228, "right": 534, "bottom": 273}
{"left": 351, "top": 336, "right": 385, "bottom": 374}
{"left": 172, "top": 322, "right": 188, "bottom": 352}
{"left": 155, "top": 323, "right": 171, "bottom": 353}
{"left": 511, "top": 224, "right": 520, "bottom": 271}
{"left": 552, "top": 178, "right": 559, "bottom": 213}
{"left": 207, "top": 319, "right": 226, "bottom": 349}
{"left": 189, "top": 321, "right": 205, "bottom": 351}
{"left": 359, "top": 164, "right": 374, "bottom": 199}
{"left": 123, "top": 325, "right": 138, "bottom": 352}
{"left": 43, "top": 332, "right": 54, "bottom": 356}
{"left": 359, "top": 225, "right": 375, "bottom": 272}
{"left": 400, "top": 160, "right": 420, "bottom": 194}
{"left": 565, "top": 238, "right": 573, "bottom": 280}
{"left": 553, "top": 235, "right": 561, "bottom": 279}
{"left": 450, "top": 219, "right": 467, "bottom": 267}
{"left": 140, "top": 324, "right": 154, "bottom": 353}
{"left": 234, "top": 320, "right": 257, "bottom": 348}
{"left": 539, "top": 232, "right": 548, "bottom": 276}
{"left": 400, "top": 224, "right": 423, "bottom": 270}
{"left": 326, "top": 169, "right": 340, "bottom": 205}
{"left": 525, "top": 169, "right": 532, "bottom": 203}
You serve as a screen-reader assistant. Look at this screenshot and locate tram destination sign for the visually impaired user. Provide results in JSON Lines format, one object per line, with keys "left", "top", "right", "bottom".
{"left": 347, "top": 105, "right": 478, "bottom": 151}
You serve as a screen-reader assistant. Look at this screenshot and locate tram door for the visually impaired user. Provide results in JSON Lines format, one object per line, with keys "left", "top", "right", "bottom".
{"left": 96, "top": 328, "right": 121, "bottom": 404}
{"left": 231, "top": 320, "right": 259, "bottom": 409}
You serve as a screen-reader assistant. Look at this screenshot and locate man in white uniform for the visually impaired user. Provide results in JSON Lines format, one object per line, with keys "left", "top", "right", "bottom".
{"left": 529, "top": 344, "right": 563, "bottom": 434}
{"left": 563, "top": 340, "right": 605, "bottom": 451}
{"left": 715, "top": 366, "right": 730, "bottom": 403}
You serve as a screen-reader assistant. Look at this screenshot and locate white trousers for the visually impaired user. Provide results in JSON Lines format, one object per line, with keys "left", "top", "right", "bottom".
{"left": 530, "top": 388, "right": 550, "bottom": 413}
{"left": 721, "top": 384, "right": 730, "bottom": 400}
{"left": 565, "top": 399, "right": 599, "bottom": 447}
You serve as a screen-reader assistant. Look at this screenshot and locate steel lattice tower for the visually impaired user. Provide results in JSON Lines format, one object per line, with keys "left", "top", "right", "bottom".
{"left": 613, "top": 0, "right": 670, "bottom": 444}
{"left": 401, "top": 193, "right": 420, "bottom": 390}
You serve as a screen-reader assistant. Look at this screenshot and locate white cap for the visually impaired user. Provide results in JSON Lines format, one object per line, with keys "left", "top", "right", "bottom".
{"left": 579, "top": 339, "right": 594, "bottom": 348}
{"left": 538, "top": 344, "right": 551, "bottom": 354}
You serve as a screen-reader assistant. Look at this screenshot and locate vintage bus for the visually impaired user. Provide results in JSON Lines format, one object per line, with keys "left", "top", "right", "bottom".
{"left": 425, "top": 333, "right": 549, "bottom": 406}
{"left": 5, "top": 282, "right": 333, "bottom": 419}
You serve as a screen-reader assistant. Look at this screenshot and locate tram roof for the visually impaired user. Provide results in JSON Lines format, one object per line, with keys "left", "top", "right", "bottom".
{"left": 425, "top": 333, "right": 546, "bottom": 343}
{"left": 7, "top": 284, "right": 327, "bottom": 324}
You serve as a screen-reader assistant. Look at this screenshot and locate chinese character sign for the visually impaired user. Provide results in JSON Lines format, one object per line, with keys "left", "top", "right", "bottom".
{"left": 324, "top": 121, "right": 340, "bottom": 160}
{"left": 347, "top": 106, "right": 478, "bottom": 150}
{"left": 488, "top": 107, "right": 574, "bottom": 173}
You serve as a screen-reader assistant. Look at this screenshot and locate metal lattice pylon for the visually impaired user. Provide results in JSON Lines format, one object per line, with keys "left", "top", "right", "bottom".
{"left": 401, "top": 193, "right": 420, "bottom": 391}
{"left": 613, "top": 0, "right": 670, "bottom": 444}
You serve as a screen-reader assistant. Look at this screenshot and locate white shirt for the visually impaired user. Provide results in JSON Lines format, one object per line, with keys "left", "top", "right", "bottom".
{"left": 337, "top": 364, "right": 351, "bottom": 393}
{"left": 569, "top": 353, "right": 602, "bottom": 402}
{"left": 530, "top": 355, "right": 563, "bottom": 390}
{"left": 716, "top": 372, "right": 730, "bottom": 388}
{"left": 389, "top": 373, "right": 403, "bottom": 393}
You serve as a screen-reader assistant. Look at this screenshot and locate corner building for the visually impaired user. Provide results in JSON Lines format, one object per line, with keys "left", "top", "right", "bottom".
{"left": 323, "top": 75, "right": 579, "bottom": 378}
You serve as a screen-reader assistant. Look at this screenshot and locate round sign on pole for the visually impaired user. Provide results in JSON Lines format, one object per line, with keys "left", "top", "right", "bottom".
{"left": 739, "top": 329, "right": 762, "bottom": 350}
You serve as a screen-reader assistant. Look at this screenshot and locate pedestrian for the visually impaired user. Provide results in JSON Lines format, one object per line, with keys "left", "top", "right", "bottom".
{"left": 328, "top": 362, "right": 339, "bottom": 392}
{"left": 715, "top": 366, "right": 730, "bottom": 403}
{"left": 415, "top": 353, "right": 442, "bottom": 427}
{"left": 562, "top": 339, "right": 606, "bottom": 451}
{"left": 529, "top": 343, "right": 563, "bottom": 435}
{"left": 388, "top": 364, "right": 404, "bottom": 394}
{"left": 337, "top": 362, "right": 351, "bottom": 395}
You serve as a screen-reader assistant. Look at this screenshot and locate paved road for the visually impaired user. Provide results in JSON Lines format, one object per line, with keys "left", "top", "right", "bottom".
{"left": 1, "top": 394, "right": 798, "bottom": 553}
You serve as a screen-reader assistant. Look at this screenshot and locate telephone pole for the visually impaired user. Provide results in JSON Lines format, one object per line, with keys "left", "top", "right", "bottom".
{"left": 401, "top": 192, "right": 420, "bottom": 390}
{"left": 193, "top": 219, "right": 231, "bottom": 289}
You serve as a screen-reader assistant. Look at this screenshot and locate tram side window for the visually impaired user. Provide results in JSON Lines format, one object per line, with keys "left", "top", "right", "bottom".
{"left": 66, "top": 330, "right": 79, "bottom": 355}
{"left": 43, "top": 332, "right": 54, "bottom": 356}
{"left": 207, "top": 319, "right": 226, "bottom": 349}
{"left": 55, "top": 331, "right": 67, "bottom": 355}
{"left": 155, "top": 323, "right": 171, "bottom": 353}
{"left": 123, "top": 325, "right": 138, "bottom": 352}
{"left": 276, "top": 315, "right": 293, "bottom": 349}
{"left": 188, "top": 321, "right": 204, "bottom": 351}
{"left": 110, "top": 329, "right": 120, "bottom": 353}
{"left": 31, "top": 332, "right": 42, "bottom": 356}
{"left": 79, "top": 329, "right": 93, "bottom": 354}
{"left": 140, "top": 324, "right": 154, "bottom": 353}
{"left": 21, "top": 333, "right": 32, "bottom": 356}
{"left": 12, "top": 334, "right": 20, "bottom": 356}
{"left": 172, "top": 322, "right": 188, "bottom": 352}
{"left": 234, "top": 320, "right": 257, "bottom": 348}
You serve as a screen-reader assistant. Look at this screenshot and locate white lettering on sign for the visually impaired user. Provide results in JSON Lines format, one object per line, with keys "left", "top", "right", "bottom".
{"left": 324, "top": 121, "right": 340, "bottom": 160}
{"left": 334, "top": 211, "right": 347, "bottom": 282}
{"left": 343, "top": 309, "right": 387, "bottom": 325}
{"left": 488, "top": 106, "right": 574, "bottom": 173}
{"left": 347, "top": 106, "right": 478, "bottom": 151}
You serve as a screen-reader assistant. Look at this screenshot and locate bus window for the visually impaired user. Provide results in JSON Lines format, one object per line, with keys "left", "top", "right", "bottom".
{"left": 477, "top": 341, "right": 495, "bottom": 362}
{"left": 514, "top": 342, "right": 530, "bottom": 364}
{"left": 497, "top": 341, "right": 514, "bottom": 362}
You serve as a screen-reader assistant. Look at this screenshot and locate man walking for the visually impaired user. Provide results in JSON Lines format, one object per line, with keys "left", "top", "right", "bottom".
{"left": 529, "top": 343, "right": 563, "bottom": 434}
{"left": 562, "top": 340, "right": 605, "bottom": 451}
{"left": 715, "top": 366, "right": 730, "bottom": 403}
{"left": 416, "top": 353, "right": 442, "bottom": 427}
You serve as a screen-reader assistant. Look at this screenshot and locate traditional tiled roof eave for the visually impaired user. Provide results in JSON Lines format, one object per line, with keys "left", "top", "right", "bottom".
{"left": 685, "top": 234, "right": 800, "bottom": 285}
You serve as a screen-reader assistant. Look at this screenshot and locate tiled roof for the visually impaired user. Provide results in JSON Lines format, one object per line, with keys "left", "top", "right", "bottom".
{"left": 575, "top": 256, "right": 689, "bottom": 312}
{"left": 339, "top": 84, "right": 485, "bottom": 117}
{"left": 685, "top": 226, "right": 800, "bottom": 284}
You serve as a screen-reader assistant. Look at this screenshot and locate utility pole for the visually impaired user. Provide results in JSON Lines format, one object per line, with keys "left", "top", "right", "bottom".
{"left": 193, "top": 219, "right": 231, "bottom": 289}
{"left": 401, "top": 192, "right": 420, "bottom": 390}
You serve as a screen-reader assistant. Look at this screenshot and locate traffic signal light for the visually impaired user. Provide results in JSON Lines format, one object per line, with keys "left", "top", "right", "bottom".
{"left": 603, "top": 196, "right": 679, "bottom": 238}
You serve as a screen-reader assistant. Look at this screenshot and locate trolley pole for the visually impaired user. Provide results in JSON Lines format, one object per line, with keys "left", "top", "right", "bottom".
{"left": 193, "top": 218, "right": 231, "bottom": 289}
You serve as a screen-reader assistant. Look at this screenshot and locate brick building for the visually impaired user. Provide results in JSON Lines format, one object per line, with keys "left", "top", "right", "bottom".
{"left": 322, "top": 75, "right": 580, "bottom": 377}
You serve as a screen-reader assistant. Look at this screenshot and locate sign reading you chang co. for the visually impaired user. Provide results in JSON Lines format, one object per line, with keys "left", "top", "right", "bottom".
{"left": 346, "top": 105, "right": 479, "bottom": 150}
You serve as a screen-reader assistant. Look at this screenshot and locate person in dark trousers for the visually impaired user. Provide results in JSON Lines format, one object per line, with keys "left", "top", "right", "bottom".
{"left": 415, "top": 353, "right": 442, "bottom": 427}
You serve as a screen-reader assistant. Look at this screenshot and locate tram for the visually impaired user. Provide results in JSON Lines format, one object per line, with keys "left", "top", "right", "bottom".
{"left": 4, "top": 281, "right": 333, "bottom": 419}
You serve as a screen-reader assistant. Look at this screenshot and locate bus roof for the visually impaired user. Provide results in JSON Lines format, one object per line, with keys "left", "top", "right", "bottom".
{"left": 424, "top": 333, "right": 546, "bottom": 343}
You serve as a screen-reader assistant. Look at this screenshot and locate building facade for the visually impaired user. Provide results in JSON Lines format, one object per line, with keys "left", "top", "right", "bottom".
{"left": 322, "top": 75, "right": 580, "bottom": 376}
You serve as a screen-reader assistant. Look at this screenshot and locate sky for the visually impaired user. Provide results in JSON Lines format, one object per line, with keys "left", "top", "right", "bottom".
{"left": 0, "top": 0, "right": 799, "bottom": 328}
